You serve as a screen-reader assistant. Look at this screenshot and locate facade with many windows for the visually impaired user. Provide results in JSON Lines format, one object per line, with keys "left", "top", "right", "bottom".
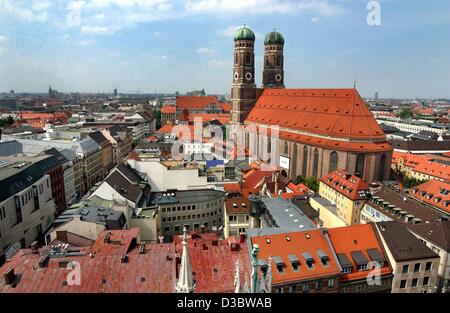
{"left": 0, "top": 155, "right": 57, "bottom": 265}
{"left": 151, "top": 189, "right": 225, "bottom": 238}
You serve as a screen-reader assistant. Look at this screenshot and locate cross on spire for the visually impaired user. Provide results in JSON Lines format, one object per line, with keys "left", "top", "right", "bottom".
{"left": 176, "top": 227, "right": 195, "bottom": 293}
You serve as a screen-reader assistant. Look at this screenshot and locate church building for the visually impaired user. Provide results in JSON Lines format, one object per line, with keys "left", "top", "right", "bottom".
{"left": 230, "top": 26, "right": 392, "bottom": 183}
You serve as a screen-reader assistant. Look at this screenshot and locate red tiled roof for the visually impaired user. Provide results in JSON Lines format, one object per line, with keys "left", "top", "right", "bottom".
{"left": 188, "top": 113, "right": 230, "bottom": 125}
{"left": 328, "top": 224, "right": 392, "bottom": 282}
{"left": 409, "top": 179, "right": 450, "bottom": 214}
{"left": 225, "top": 196, "right": 250, "bottom": 214}
{"left": 392, "top": 152, "right": 450, "bottom": 181}
{"left": 244, "top": 89, "right": 392, "bottom": 153}
{"left": 173, "top": 232, "right": 251, "bottom": 293}
{"left": 0, "top": 229, "right": 178, "bottom": 293}
{"left": 176, "top": 96, "right": 219, "bottom": 109}
{"left": 161, "top": 105, "right": 176, "bottom": 114}
{"left": 223, "top": 183, "right": 241, "bottom": 193}
{"left": 250, "top": 229, "right": 341, "bottom": 284}
{"left": 219, "top": 103, "right": 232, "bottom": 112}
{"left": 286, "top": 182, "right": 311, "bottom": 194}
{"left": 320, "top": 169, "right": 370, "bottom": 200}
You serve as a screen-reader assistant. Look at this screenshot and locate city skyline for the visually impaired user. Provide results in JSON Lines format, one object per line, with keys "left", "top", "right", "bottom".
{"left": 0, "top": 0, "right": 449, "bottom": 98}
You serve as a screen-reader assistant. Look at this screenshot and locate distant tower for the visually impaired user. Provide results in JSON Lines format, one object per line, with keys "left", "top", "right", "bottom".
{"left": 231, "top": 25, "right": 256, "bottom": 132}
{"left": 263, "top": 29, "right": 285, "bottom": 88}
{"left": 48, "top": 86, "right": 53, "bottom": 98}
{"left": 114, "top": 89, "right": 118, "bottom": 97}
{"left": 374, "top": 90, "right": 379, "bottom": 101}
{"left": 176, "top": 227, "right": 195, "bottom": 293}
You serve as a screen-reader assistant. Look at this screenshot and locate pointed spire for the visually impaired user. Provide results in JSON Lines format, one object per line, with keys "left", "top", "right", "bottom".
{"left": 250, "top": 244, "right": 260, "bottom": 293}
{"left": 176, "top": 227, "right": 195, "bottom": 293}
{"left": 234, "top": 259, "right": 241, "bottom": 293}
{"left": 266, "top": 256, "right": 272, "bottom": 293}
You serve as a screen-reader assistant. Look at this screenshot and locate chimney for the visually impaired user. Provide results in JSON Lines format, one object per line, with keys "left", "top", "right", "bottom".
{"left": 200, "top": 225, "right": 206, "bottom": 234}
{"left": 159, "top": 236, "right": 164, "bottom": 243}
{"left": 31, "top": 241, "right": 40, "bottom": 252}
{"left": 3, "top": 267, "right": 16, "bottom": 285}
{"left": 121, "top": 255, "right": 129, "bottom": 263}
{"left": 139, "top": 242, "right": 146, "bottom": 254}
{"left": 38, "top": 254, "right": 50, "bottom": 268}
{"left": 104, "top": 232, "right": 111, "bottom": 243}
{"left": 239, "top": 234, "right": 246, "bottom": 243}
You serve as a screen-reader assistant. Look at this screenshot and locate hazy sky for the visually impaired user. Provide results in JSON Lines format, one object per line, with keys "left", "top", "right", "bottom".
{"left": 0, "top": 0, "right": 449, "bottom": 98}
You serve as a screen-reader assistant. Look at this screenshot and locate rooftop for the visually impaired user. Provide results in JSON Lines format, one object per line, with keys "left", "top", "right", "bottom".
{"left": 376, "top": 221, "right": 439, "bottom": 262}
{"left": 320, "top": 169, "right": 370, "bottom": 200}
{"left": 249, "top": 228, "right": 341, "bottom": 285}
{"left": 261, "top": 197, "right": 317, "bottom": 230}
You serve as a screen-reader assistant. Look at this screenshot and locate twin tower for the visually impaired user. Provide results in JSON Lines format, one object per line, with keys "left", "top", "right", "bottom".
{"left": 230, "top": 25, "right": 285, "bottom": 127}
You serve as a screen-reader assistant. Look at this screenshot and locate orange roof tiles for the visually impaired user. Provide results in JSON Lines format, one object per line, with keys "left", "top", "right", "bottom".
{"left": 223, "top": 183, "right": 241, "bottom": 193}
{"left": 161, "top": 105, "right": 176, "bottom": 114}
{"left": 176, "top": 96, "right": 219, "bottom": 109}
{"left": 245, "top": 88, "right": 392, "bottom": 153}
{"left": 188, "top": 113, "right": 230, "bottom": 125}
{"left": 392, "top": 152, "right": 450, "bottom": 181}
{"left": 327, "top": 224, "right": 392, "bottom": 282}
{"left": 409, "top": 179, "right": 450, "bottom": 214}
{"left": 173, "top": 232, "right": 251, "bottom": 293}
{"left": 219, "top": 103, "right": 232, "bottom": 112}
{"left": 320, "top": 169, "right": 370, "bottom": 200}
{"left": 250, "top": 229, "right": 341, "bottom": 285}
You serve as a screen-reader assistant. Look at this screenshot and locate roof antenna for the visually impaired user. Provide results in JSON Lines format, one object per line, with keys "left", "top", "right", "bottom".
{"left": 353, "top": 80, "right": 357, "bottom": 89}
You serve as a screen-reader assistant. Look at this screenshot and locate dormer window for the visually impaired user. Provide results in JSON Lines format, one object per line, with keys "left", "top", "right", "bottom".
{"left": 258, "top": 258, "right": 268, "bottom": 274}
{"left": 288, "top": 254, "right": 300, "bottom": 271}
{"left": 434, "top": 197, "right": 441, "bottom": 203}
{"left": 274, "top": 256, "right": 285, "bottom": 273}
{"left": 426, "top": 193, "right": 433, "bottom": 200}
{"left": 317, "top": 250, "right": 330, "bottom": 266}
{"left": 302, "top": 252, "right": 314, "bottom": 269}
{"left": 351, "top": 251, "right": 369, "bottom": 272}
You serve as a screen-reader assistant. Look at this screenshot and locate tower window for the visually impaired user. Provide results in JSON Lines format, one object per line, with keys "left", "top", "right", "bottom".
{"left": 277, "top": 56, "right": 281, "bottom": 66}
{"left": 245, "top": 54, "right": 251, "bottom": 64}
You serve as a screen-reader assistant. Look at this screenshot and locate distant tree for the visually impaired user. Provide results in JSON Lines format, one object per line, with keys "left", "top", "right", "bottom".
{"left": 294, "top": 175, "right": 319, "bottom": 192}
{"left": 403, "top": 177, "right": 427, "bottom": 188}
{"left": 154, "top": 110, "right": 162, "bottom": 129}
{"left": 399, "top": 108, "right": 413, "bottom": 119}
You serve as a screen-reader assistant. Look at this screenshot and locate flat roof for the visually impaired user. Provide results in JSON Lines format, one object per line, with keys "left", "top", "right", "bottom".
{"left": 261, "top": 197, "right": 316, "bottom": 230}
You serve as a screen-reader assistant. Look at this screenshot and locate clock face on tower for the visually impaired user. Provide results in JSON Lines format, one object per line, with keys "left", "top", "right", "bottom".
{"left": 275, "top": 74, "right": 282, "bottom": 82}
{"left": 234, "top": 72, "right": 239, "bottom": 81}
{"left": 245, "top": 72, "right": 253, "bottom": 81}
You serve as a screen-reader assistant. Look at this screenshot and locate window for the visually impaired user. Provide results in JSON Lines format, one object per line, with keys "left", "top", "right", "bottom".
{"left": 425, "top": 262, "right": 432, "bottom": 271}
{"left": 402, "top": 264, "right": 409, "bottom": 274}
{"left": 284, "top": 141, "right": 289, "bottom": 154}
{"left": 302, "top": 284, "right": 309, "bottom": 293}
{"left": 342, "top": 266, "right": 352, "bottom": 274}
{"left": 292, "top": 144, "right": 298, "bottom": 176}
{"left": 411, "top": 278, "right": 418, "bottom": 287}
{"left": 355, "top": 154, "right": 365, "bottom": 178}
{"left": 400, "top": 280, "right": 407, "bottom": 289}
{"left": 378, "top": 153, "right": 386, "bottom": 181}
{"left": 423, "top": 276, "right": 430, "bottom": 286}
{"left": 328, "top": 278, "right": 335, "bottom": 288}
{"left": 414, "top": 263, "right": 420, "bottom": 273}
{"left": 302, "top": 146, "right": 308, "bottom": 177}
{"left": 312, "top": 148, "right": 319, "bottom": 178}
{"left": 329, "top": 151, "right": 338, "bottom": 173}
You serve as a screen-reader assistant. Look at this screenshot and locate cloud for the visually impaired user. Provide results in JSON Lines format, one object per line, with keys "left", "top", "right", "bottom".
{"left": 208, "top": 59, "right": 228, "bottom": 67}
{"left": 81, "top": 25, "right": 115, "bottom": 34}
{"left": 311, "top": 16, "right": 320, "bottom": 23}
{"left": 197, "top": 47, "right": 215, "bottom": 54}
{"left": 141, "top": 53, "right": 169, "bottom": 60}
{"left": 1, "top": 0, "right": 345, "bottom": 34}
{"left": 0, "top": 35, "right": 9, "bottom": 44}
{"left": 218, "top": 25, "right": 262, "bottom": 39}
{"left": 0, "top": 0, "right": 49, "bottom": 22}
{"left": 62, "top": 34, "right": 94, "bottom": 46}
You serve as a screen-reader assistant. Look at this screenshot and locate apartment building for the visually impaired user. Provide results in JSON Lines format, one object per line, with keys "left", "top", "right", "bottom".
{"left": 101, "top": 125, "right": 132, "bottom": 164}
{"left": 392, "top": 152, "right": 450, "bottom": 182}
{"left": 0, "top": 155, "right": 57, "bottom": 265}
{"left": 151, "top": 189, "right": 225, "bottom": 237}
{"left": 310, "top": 169, "right": 370, "bottom": 228}
{"left": 375, "top": 221, "right": 440, "bottom": 293}
{"left": 223, "top": 195, "right": 250, "bottom": 238}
